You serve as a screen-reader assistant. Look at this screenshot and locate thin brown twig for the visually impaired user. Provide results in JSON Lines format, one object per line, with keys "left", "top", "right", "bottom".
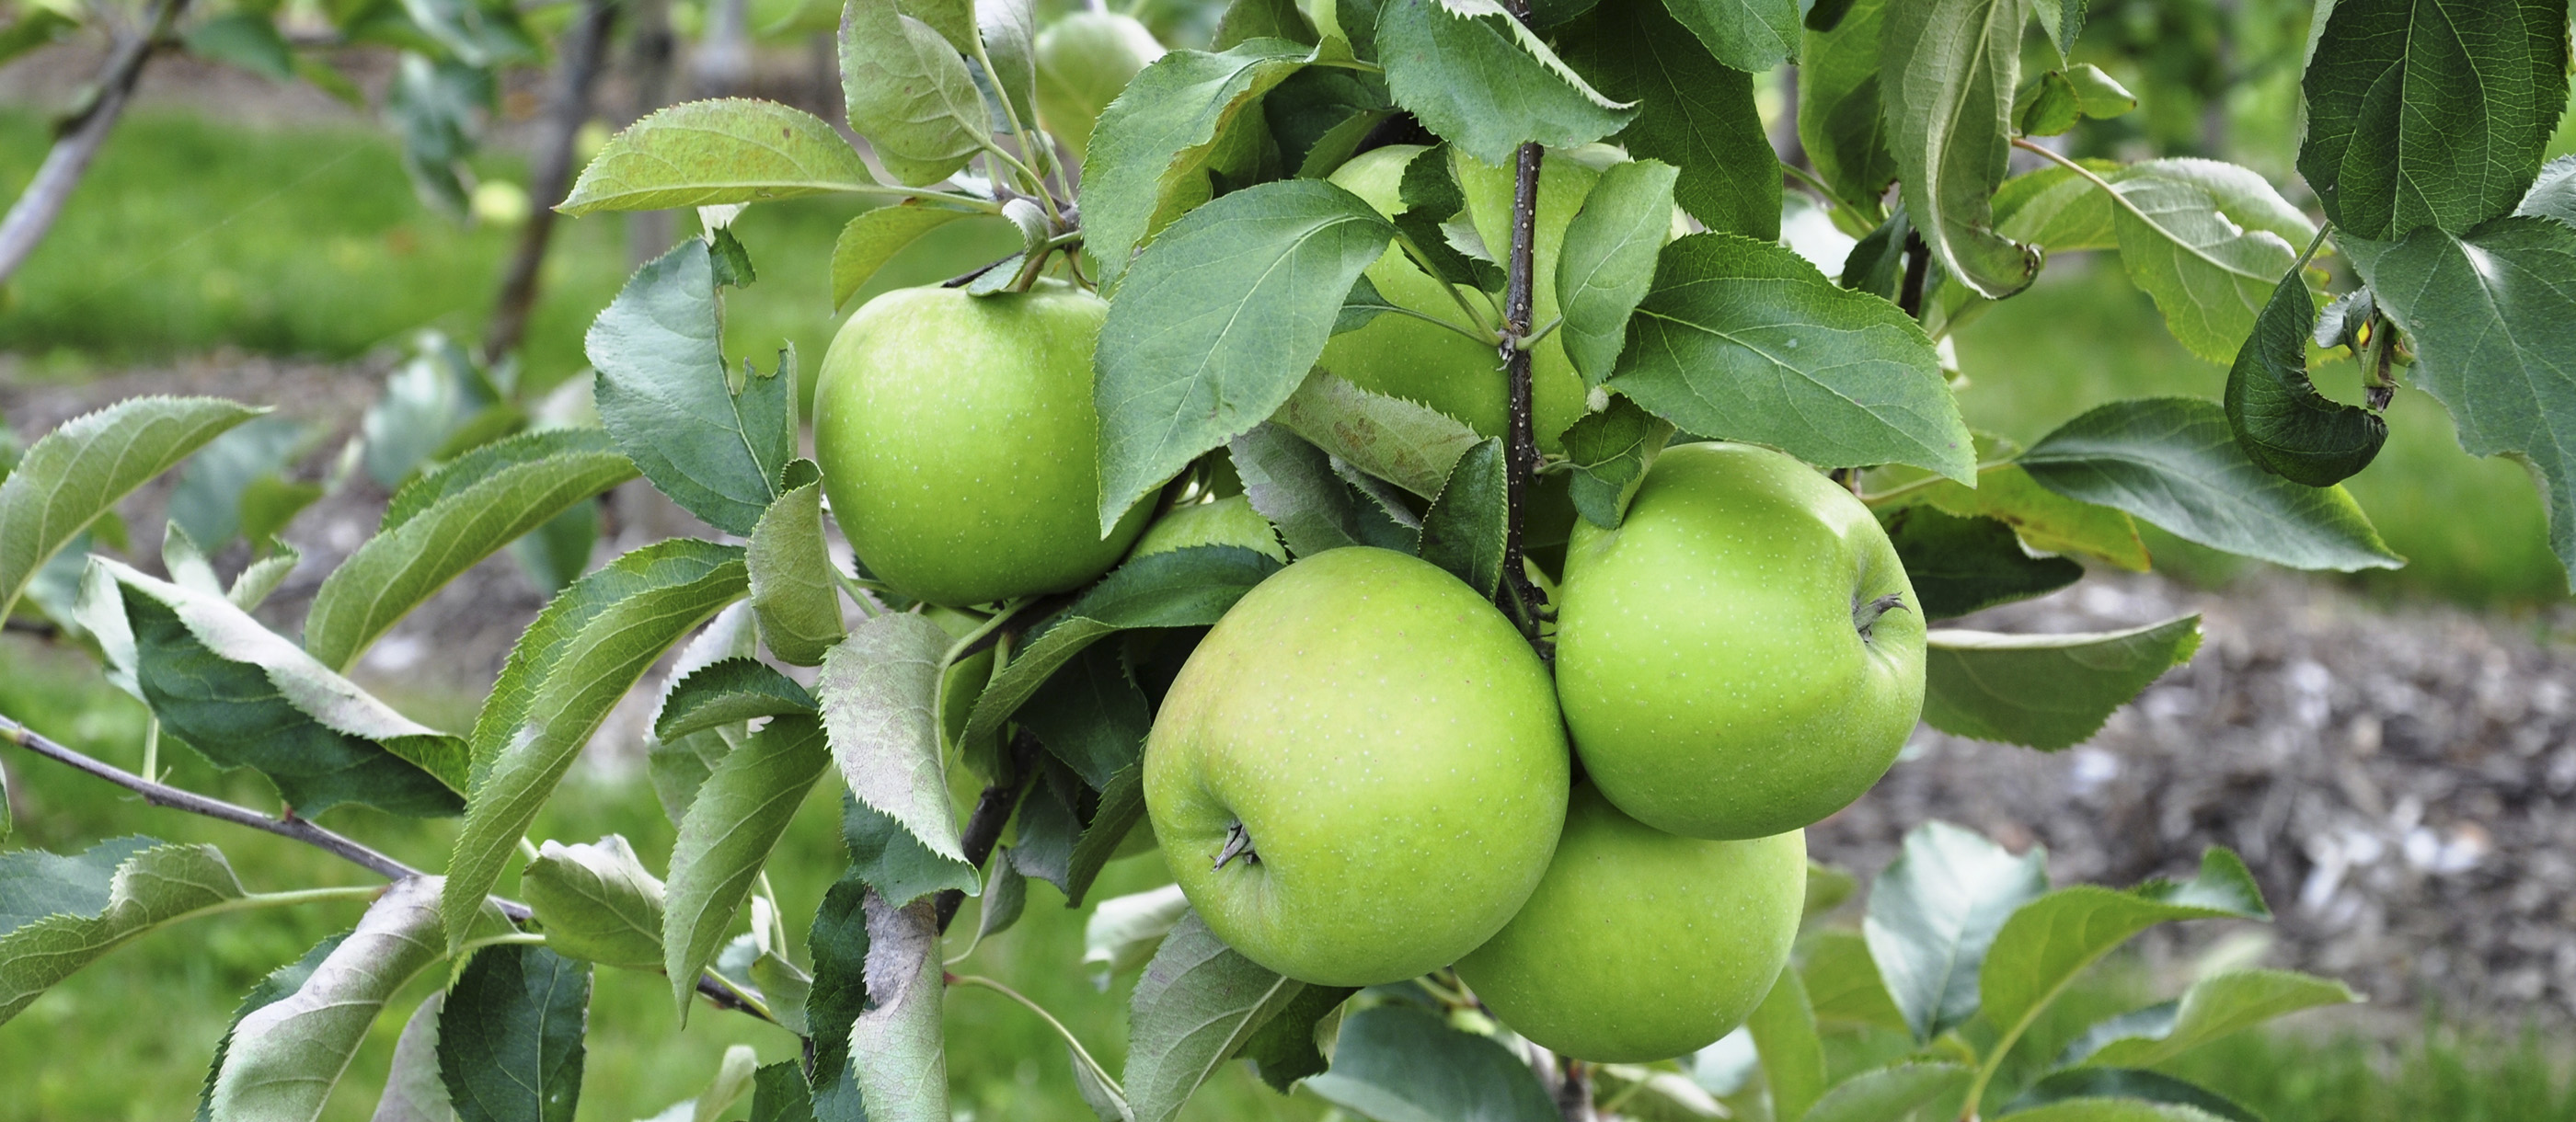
{"left": 935, "top": 730, "right": 1040, "bottom": 933}
{"left": 0, "top": 0, "right": 190, "bottom": 283}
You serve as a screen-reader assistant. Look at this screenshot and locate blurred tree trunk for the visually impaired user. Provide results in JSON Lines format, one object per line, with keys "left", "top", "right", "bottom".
{"left": 483, "top": 0, "right": 621, "bottom": 364}
{"left": 0, "top": 0, "right": 190, "bottom": 284}
{"left": 693, "top": 0, "right": 753, "bottom": 97}
{"left": 625, "top": 0, "right": 679, "bottom": 267}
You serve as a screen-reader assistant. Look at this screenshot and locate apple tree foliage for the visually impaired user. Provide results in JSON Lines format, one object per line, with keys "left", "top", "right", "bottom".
{"left": 2, "top": 0, "right": 2568, "bottom": 1117}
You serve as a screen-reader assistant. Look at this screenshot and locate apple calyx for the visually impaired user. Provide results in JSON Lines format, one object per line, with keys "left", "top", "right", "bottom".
{"left": 1851, "top": 592, "right": 1908, "bottom": 642}
{"left": 1214, "top": 820, "right": 1260, "bottom": 870}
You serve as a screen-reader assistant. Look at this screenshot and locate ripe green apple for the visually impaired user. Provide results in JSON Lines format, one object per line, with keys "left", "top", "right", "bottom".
{"left": 1142, "top": 546, "right": 1570, "bottom": 986}
{"left": 813, "top": 280, "right": 1149, "bottom": 607}
{"left": 1317, "top": 145, "right": 1599, "bottom": 452}
{"left": 1129, "top": 495, "right": 1285, "bottom": 563}
{"left": 1454, "top": 785, "right": 1805, "bottom": 1062}
{"left": 1554, "top": 442, "right": 1926, "bottom": 840}
{"left": 1036, "top": 12, "right": 1163, "bottom": 160}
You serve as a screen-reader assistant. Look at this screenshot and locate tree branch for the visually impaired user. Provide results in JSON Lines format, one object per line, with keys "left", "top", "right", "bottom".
{"left": 484, "top": 0, "right": 619, "bottom": 363}
{"left": 0, "top": 712, "right": 773, "bottom": 1022}
{"left": 1553, "top": 1057, "right": 1595, "bottom": 1122}
{"left": 0, "top": 0, "right": 190, "bottom": 284}
{"left": 1897, "top": 229, "right": 1931, "bottom": 322}
{"left": 1496, "top": 137, "right": 1551, "bottom": 654}
{"left": 934, "top": 730, "right": 1039, "bottom": 933}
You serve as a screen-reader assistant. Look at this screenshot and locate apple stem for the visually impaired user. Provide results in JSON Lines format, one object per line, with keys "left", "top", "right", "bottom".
{"left": 1853, "top": 592, "right": 1909, "bottom": 641}
{"left": 1214, "top": 820, "right": 1259, "bottom": 869}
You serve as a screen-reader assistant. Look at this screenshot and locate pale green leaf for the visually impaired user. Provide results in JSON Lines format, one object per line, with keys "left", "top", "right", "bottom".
{"left": 1993, "top": 1099, "right": 2237, "bottom": 1122}
{"left": 746, "top": 476, "right": 845, "bottom": 667}
{"left": 1795, "top": 1062, "right": 1971, "bottom": 1122}
{"left": 1978, "top": 850, "right": 2268, "bottom": 1044}
{"left": 1272, "top": 372, "right": 1483, "bottom": 500}
{"left": 1093, "top": 177, "right": 1395, "bottom": 531}
{"left": 2517, "top": 155, "right": 2576, "bottom": 228}
{"left": 831, "top": 202, "right": 979, "bottom": 309}
{"left": 1746, "top": 969, "right": 1825, "bottom": 1122}
{"left": 1863, "top": 820, "right": 2048, "bottom": 1041}
{"left": 371, "top": 994, "right": 450, "bottom": 1122}
{"left": 1994, "top": 163, "right": 2118, "bottom": 251}
{"left": 1800, "top": 928, "right": 1907, "bottom": 1032}
{"left": 588, "top": 242, "right": 796, "bottom": 536}
{"left": 1882, "top": 0, "right": 2037, "bottom": 297}
{"left": 978, "top": 0, "right": 1041, "bottom": 136}
{"left": 1558, "top": 158, "right": 1678, "bottom": 384}
{"left": 305, "top": 429, "right": 637, "bottom": 670}
{"left": 1125, "top": 911, "right": 1310, "bottom": 1122}
{"left": 0, "top": 839, "right": 246, "bottom": 1026}
{"left": 2017, "top": 397, "right": 2403, "bottom": 571}
{"left": 817, "top": 612, "right": 958, "bottom": 864}
{"left": 1881, "top": 459, "right": 2149, "bottom": 571}
{"left": 2110, "top": 159, "right": 2313, "bottom": 363}
{"left": 839, "top": 0, "right": 987, "bottom": 185}
{"left": 2064, "top": 968, "right": 2356, "bottom": 1069}
{"left": 0, "top": 395, "right": 259, "bottom": 621}
{"left": 850, "top": 892, "right": 949, "bottom": 1122}
{"left": 1230, "top": 424, "right": 1392, "bottom": 556}
{"left": 1082, "top": 883, "right": 1189, "bottom": 988}
{"left": 1559, "top": 0, "right": 1776, "bottom": 238}
{"left": 443, "top": 540, "right": 749, "bottom": 951}
{"left": 1796, "top": 0, "right": 1895, "bottom": 216}
{"left": 201, "top": 936, "right": 351, "bottom": 1122}
{"left": 1303, "top": 1004, "right": 1556, "bottom": 1121}
{"left": 1079, "top": 40, "right": 1309, "bottom": 290}
{"left": 2004, "top": 1070, "right": 2256, "bottom": 1122}
{"left": 561, "top": 98, "right": 880, "bottom": 213}
{"left": 665, "top": 714, "right": 831, "bottom": 1013}
{"left": 1612, "top": 233, "right": 1975, "bottom": 480}
{"left": 645, "top": 605, "right": 762, "bottom": 825}
{"left": 1922, "top": 616, "right": 2202, "bottom": 750}
{"left": 657, "top": 658, "right": 819, "bottom": 742}
{"left": 167, "top": 414, "right": 314, "bottom": 551}
{"left": 523, "top": 836, "right": 666, "bottom": 970}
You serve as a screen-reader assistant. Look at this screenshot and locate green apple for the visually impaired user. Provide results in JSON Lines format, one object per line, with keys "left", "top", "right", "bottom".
{"left": 1036, "top": 12, "right": 1163, "bottom": 161}
{"left": 1142, "top": 547, "right": 1570, "bottom": 986}
{"left": 814, "top": 281, "right": 1150, "bottom": 607}
{"left": 1454, "top": 785, "right": 1805, "bottom": 1062}
{"left": 1128, "top": 495, "right": 1286, "bottom": 562}
{"left": 1554, "top": 442, "right": 1926, "bottom": 840}
{"left": 1318, "top": 145, "right": 1600, "bottom": 452}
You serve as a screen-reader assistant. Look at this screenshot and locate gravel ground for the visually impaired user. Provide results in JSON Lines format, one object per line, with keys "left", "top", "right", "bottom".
{"left": 9, "top": 358, "right": 2576, "bottom": 1030}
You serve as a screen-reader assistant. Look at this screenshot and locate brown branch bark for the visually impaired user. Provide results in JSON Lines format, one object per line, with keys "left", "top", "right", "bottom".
{"left": 1496, "top": 139, "right": 1552, "bottom": 652}
{"left": 484, "top": 0, "right": 621, "bottom": 363}
{"left": 0, "top": 0, "right": 190, "bottom": 284}
{"left": 934, "top": 731, "right": 1040, "bottom": 933}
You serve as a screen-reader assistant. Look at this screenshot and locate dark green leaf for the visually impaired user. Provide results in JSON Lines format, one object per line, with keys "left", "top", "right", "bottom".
{"left": 1882, "top": 0, "right": 2038, "bottom": 297}
{"left": 1561, "top": 0, "right": 1776, "bottom": 238}
{"left": 1558, "top": 158, "right": 1679, "bottom": 384}
{"left": 2063, "top": 967, "right": 2357, "bottom": 1069}
{"left": 1021, "top": 643, "right": 1151, "bottom": 788}
{"left": 1797, "top": 0, "right": 1895, "bottom": 215}
{"left": 2298, "top": 0, "right": 2568, "bottom": 241}
{"left": 2225, "top": 263, "right": 2385, "bottom": 487}
{"left": 656, "top": 658, "right": 820, "bottom": 742}
{"left": 1375, "top": 0, "right": 1633, "bottom": 165}
{"left": 1922, "top": 615, "right": 2201, "bottom": 750}
{"left": 1081, "top": 40, "right": 1312, "bottom": 290}
{"left": 1658, "top": 0, "right": 1796, "bottom": 71}
{"left": 1863, "top": 820, "right": 2049, "bottom": 1041}
{"left": 1612, "top": 233, "right": 1975, "bottom": 480}
{"left": 2002, "top": 1070, "right": 2258, "bottom": 1122}
{"left": 1418, "top": 437, "right": 1507, "bottom": 597}
{"left": 2033, "top": 0, "right": 2085, "bottom": 55}
{"left": 523, "top": 836, "right": 666, "bottom": 970}
{"left": 1064, "top": 764, "right": 1147, "bottom": 908}
{"left": 1391, "top": 144, "right": 1492, "bottom": 292}
{"left": 977, "top": 849, "right": 1029, "bottom": 940}
{"left": 1558, "top": 395, "right": 1674, "bottom": 528}
{"left": 1883, "top": 506, "right": 2083, "bottom": 620}
{"left": 1266, "top": 65, "right": 1391, "bottom": 176}
{"left": 1126, "top": 911, "right": 1311, "bottom": 1122}
{"left": 840, "top": 0, "right": 987, "bottom": 184}
{"left": 1233, "top": 423, "right": 1372, "bottom": 556}
{"left": 2343, "top": 216, "right": 2576, "bottom": 588}
{"left": 2018, "top": 397, "right": 2402, "bottom": 571}
{"left": 1303, "top": 1004, "right": 1557, "bottom": 1122}
{"left": 1745, "top": 969, "right": 1824, "bottom": 1122}
{"left": 804, "top": 880, "right": 869, "bottom": 1115}
{"left": 840, "top": 795, "right": 982, "bottom": 907}
{"left": 1011, "top": 766, "right": 1084, "bottom": 892}
{"left": 818, "top": 612, "right": 961, "bottom": 862}
{"left": 753, "top": 1060, "right": 818, "bottom": 1122}
{"left": 1214, "top": 0, "right": 1316, "bottom": 49}
{"left": 589, "top": 241, "right": 797, "bottom": 536}
{"left": 0, "top": 395, "right": 259, "bottom": 622}
{"left": 1274, "top": 372, "right": 1485, "bottom": 499}
{"left": 440, "top": 945, "right": 592, "bottom": 1122}
{"left": 1, "top": 840, "right": 244, "bottom": 1026}
{"left": 1094, "top": 177, "right": 1395, "bottom": 531}
{"left": 665, "top": 714, "right": 831, "bottom": 1014}
{"left": 1236, "top": 982, "right": 1353, "bottom": 1093}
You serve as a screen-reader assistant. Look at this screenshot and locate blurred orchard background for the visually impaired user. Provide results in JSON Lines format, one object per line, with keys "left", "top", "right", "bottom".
{"left": 4, "top": 0, "right": 2576, "bottom": 1116}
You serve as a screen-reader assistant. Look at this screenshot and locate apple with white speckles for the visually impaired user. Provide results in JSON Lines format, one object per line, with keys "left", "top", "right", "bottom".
{"left": 813, "top": 280, "right": 1150, "bottom": 607}
{"left": 1553, "top": 441, "right": 1926, "bottom": 840}
{"left": 1141, "top": 546, "right": 1570, "bottom": 986}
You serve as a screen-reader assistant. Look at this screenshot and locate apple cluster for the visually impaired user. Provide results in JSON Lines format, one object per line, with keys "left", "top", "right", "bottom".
{"left": 810, "top": 155, "right": 1927, "bottom": 1066}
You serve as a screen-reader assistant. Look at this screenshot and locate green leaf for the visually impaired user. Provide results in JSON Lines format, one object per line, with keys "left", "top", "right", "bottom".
{"left": 560, "top": 98, "right": 880, "bottom": 213}
{"left": 1559, "top": 395, "right": 1676, "bottom": 529}
{"left": 1126, "top": 910, "right": 1312, "bottom": 1122}
{"left": 1080, "top": 40, "right": 1311, "bottom": 290}
{"left": 2003, "top": 1070, "right": 2256, "bottom": 1122}
{"left": 831, "top": 202, "right": 980, "bottom": 309}
{"left": 743, "top": 476, "right": 845, "bottom": 669}
{"left": 1418, "top": 437, "right": 1507, "bottom": 598}
{"left": 1559, "top": 0, "right": 1774, "bottom": 239}
{"left": 2298, "top": 0, "right": 2568, "bottom": 242}
{"left": 589, "top": 242, "right": 796, "bottom": 536}
{"left": 168, "top": 414, "right": 313, "bottom": 551}
{"left": 98, "top": 561, "right": 468, "bottom": 816}
{"left": 1273, "top": 372, "right": 1485, "bottom": 500}
{"left": 1063, "top": 764, "right": 1148, "bottom": 908}
{"left": 510, "top": 502, "right": 599, "bottom": 598}
{"left": 2224, "top": 265, "right": 2385, "bottom": 487}
{"left": 1923, "top": 615, "right": 2201, "bottom": 749}
{"left": 0, "top": 840, "right": 246, "bottom": 1026}
{"left": 1558, "top": 158, "right": 1678, "bottom": 384}
{"left": 840, "top": 795, "right": 982, "bottom": 907}
{"left": 2017, "top": 397, "right": 2403, "bottom": 571}
{"left": 848, "top": 892, "right": 949, "bottom": 1122}
{"left": 657, "top": 658, "right": 820, "bottom": 742}
{"left": 1994, "top": 163, "right": 2116, "bottom": 252}
{"left": 370, "top": 994, "right": 450, "bottom": 1122}
{"left": 440, "top": 944, "right": 592, "bottom": 1122}
{"left": 2065, "top": 63, "right": 2132, "bottom": 119}
{"left": 752, "top": 1060, "right": 818, "bottom": 1122}
{"left": 1214, "top": 0, "right": 1316, "bottom": 49}
{"left": 1795, "top": 0, "right": 1894, "bottom": 216}
{"left": 2064, "top": 968, "right": 2358, "bottom": 1068}
{"left": 1746, "top": 969, "right": 1826, "bottom": 1122}
{"left": 2016, "top": 71, "right": 2081, "bottom": 137}
{"left": 1375, "top": 0, "right": 1632, "bottom": 166}
{"left": 443, "top": 540, "right": 749, "bottom": 951}
{"left": 2343, "top": 216, "right": 2576, "bottom": 589}
{"left": 0, "top": 395, "right": 259, "bottom": 621}
{"left": 839, "top": 0, "right": 987, "bottom": 184}
{"left": 1863, "top": 820, "right": 2049, "bottom": 1041}
{"left": 1234, "top": 979, "right": 1351, "bottom": 1093}
{"left": 1084, "top": 883, "right": 1190, "bottom": 987}
{"left": 1658, "top": 0, "right": 1797, "bottom": 71}
{"left": 183, "top": 11, "right": 294, "bottom": 79}
{"left": 1890, "top": 462, "right": 2150, "bottom": 572}
{"left": 305, "top": 429, "right": 637, "bottom": 671}
{"left": 1304, "top": 1003, "right": 1556, "bottom": 1121}
{"left": 976, "top": 848, "right": 1029, "bottom": 941}
{"left": 805, "top": 879, "right": 869, "bottom": 1116}
{"left": 1612, "top": 233, "right": 1975, "bottom": 480}
{"left": 1093, "top": 177, "right": 1395, "bottom": 532}
{"left": 959, "top": 545, "right": 1281, "bottom": 750}
{"left": 644, "top": 605, "right": 762, "bottom": 824}
{"left": 1882, "top": 0, "right": 2035, "bottom": 297}
{"left": 1798, "top": 1062, "right": 1972, "bottom": 1122}
{"left": 523, "top": 836, "right": 666, "bottom": 970}
{"left": 1979, "top": 849, "right": 2268, "bottom": 1047}
{"left": 1268, "top": 65, "right": 1390, "bottom": 177}
{"left": 205, "top": 877, "right": 460, "bottom": 1121}
{"left": 1884, "top": 506, "right": 2082, "bottom": 620}
{"left": 1021, "top": 644, "right": 1150, "bottom": 788}
{"left": 1231, "top": 424, "right": 1386, "bottom": 556}
{"left": 978, "top": 0, "right": 1041, "bottom": 140}
{"left": 819, "top": 612, "right": 960, "bottom": 862}
{"left": 664, "top": 713, "right": 830, "bottom": 1013}
{"left": 1800, "top": 928, "right": 1907, "bottom": 1032}
{"left": 2110, "top": 159, "right": 2315, "bottom": 363}
{"left": 2518, "top": 155, "right": 2576, "bottom": 228}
